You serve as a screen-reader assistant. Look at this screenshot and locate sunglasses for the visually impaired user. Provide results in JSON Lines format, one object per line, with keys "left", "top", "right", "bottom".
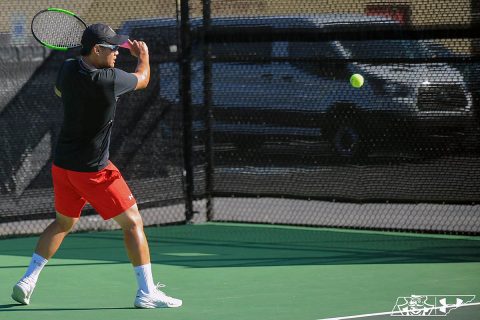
{"left": 98, "top": 43, "right": 119, "bottom": 51}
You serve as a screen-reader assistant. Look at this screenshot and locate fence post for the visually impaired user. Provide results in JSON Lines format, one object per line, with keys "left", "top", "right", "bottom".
{"left": 180, "top": 0, "right": 194, "bottom": 221}
{"left": 202, "top": 0, "right": 214, "bottom": 220}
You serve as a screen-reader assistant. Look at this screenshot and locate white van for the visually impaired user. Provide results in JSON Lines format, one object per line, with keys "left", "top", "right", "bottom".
{"left": 120, "top": 14, "right": 475, "bottom": 158}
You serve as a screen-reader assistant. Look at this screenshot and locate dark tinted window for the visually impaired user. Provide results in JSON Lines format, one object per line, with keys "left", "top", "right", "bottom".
{"left": 129, "top": 26, "right": 178, "bottom": 57}
{"left": 209, "top": 42, "right": 272, "bottom": 61}
{"left": 340, "top": 40, "right": 429, "bottom": 59}
{"left": 288, "top": 41, "right": 344, "bottom": 76}
{"left": 288, "top": 41, "right": 341, "bottom": 59}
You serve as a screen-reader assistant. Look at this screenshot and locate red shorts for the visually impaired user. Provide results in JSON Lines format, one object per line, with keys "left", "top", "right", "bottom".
{"left": 52, "top": 162, "right": 136, "bottom": 220}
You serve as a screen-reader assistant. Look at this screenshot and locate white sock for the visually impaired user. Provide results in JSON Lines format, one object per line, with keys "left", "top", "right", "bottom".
{"left": 134, "top": 263, "right": 156, "bottom": 293}
{"left": 23, "top": 253, "right": 48, "bottom": 283}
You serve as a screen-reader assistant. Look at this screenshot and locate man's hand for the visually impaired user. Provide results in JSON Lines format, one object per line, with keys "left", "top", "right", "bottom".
{"left": 128, "top": 39, "right": 149, "bottom": 58}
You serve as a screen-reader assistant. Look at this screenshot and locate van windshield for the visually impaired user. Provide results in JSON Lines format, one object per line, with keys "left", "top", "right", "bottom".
{"left": 340, "top": 40, "right": 430, "bottom": 59}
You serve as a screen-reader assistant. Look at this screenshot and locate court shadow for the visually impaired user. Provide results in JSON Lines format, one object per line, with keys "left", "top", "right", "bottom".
{"left": 0, "top": 304, "right": 135, "bottom": 311}
{"left": 1, "top": 223, "right": 478, "bottom": 268}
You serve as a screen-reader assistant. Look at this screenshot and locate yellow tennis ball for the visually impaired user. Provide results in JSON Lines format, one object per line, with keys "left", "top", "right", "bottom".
{"left": 350, "top": 74, "right": 364, "bottom": 88}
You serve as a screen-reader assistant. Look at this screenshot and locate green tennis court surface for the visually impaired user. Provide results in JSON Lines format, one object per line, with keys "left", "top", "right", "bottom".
{"left": 1, "top": 223, "right": 479, "bottom": 320}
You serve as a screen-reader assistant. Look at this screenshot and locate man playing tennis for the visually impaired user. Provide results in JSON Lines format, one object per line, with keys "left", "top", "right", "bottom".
{"left": 12, "top": 23, "right": 182, "bottom": 309}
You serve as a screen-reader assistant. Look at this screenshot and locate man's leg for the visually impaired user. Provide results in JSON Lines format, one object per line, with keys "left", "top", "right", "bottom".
{"left": 113, "top": 204, "right": 182, "bottom": 308}
{"left": 35, "top": 212, "right": 79, "bottom": 259}
{"left": 12, "top": 212, "right": 78, "bottom": 305}
{"left": 113, "top": 204, "right": 150, "bottom": 266}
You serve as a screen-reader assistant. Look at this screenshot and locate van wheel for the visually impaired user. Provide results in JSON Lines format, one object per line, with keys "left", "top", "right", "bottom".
{"left": 233, "top": 137, "right": 264, "bottom": 151}
{"left": 460, "top": 126, "right": 480, "bottom": 153}
{"left": 330, "top": 118, "right": 368, "bottom": 159}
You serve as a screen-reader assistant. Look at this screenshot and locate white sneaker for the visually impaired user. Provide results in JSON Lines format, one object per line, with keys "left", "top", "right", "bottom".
{"left": 134, "top": 283, "right": 182, "bottom": 308}
{"left": 11, "top": 278, "right": 36, "bottom": 305}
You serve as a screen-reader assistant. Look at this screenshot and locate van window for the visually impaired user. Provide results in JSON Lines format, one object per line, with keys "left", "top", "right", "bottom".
{"left": 288, "top": 41, "right": 343, "bottom": 76}
{"left": 208, "top": 42, "right": 272, "bottom": 62}
{"left": 129, "top": 26, "right": 178, "bottom": 56}
{"left": 288, "top": 41, "right": 340, "bottom": 59}
{"left": 340, "top": 40, "right": 429, "bottom": 59}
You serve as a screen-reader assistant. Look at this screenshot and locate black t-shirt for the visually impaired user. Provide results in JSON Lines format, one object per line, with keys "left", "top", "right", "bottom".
{"left": 54, "top": 58, "right": 137, "bottom": 172}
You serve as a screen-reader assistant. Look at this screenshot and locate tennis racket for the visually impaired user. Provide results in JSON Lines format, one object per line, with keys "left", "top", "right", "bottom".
{"left": 31, "top": 8, "right": 130, "bottom": 51}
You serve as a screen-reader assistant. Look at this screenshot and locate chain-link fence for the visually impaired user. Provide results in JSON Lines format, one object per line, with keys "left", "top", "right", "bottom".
{"left": 1, "top": 0, "right": 479, "bottom": 236}
{"left": 194, "top": 0, "right": 480, "bottom": 234}
{"left": 0, "top": 1, "right": 186, "bottom": 236}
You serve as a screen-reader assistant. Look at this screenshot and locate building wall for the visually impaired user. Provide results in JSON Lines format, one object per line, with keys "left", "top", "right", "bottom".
{"left": 0, "top": 0, "right": 474, "bottom": 52}
{"left": 207, "top": 0, "right": 472, "bottom": 25}
{"left": 0, "top": 0, "right": 176, "bottom": 33}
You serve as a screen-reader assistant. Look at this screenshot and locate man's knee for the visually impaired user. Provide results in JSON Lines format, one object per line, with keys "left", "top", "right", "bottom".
{"left": 55, "top": 212, "right": 79, "bottom": 232}
{"left": 113, "top": 204, "right": 144, "bottom": 230}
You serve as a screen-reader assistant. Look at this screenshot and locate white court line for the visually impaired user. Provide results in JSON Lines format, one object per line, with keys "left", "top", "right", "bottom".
{"left": 316, "top": 302, "right": 480, "bottom": 320}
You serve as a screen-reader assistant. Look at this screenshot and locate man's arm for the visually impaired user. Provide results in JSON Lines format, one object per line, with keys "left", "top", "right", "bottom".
{"left": 128, "top": 39, "right": 150, "bottom": 90}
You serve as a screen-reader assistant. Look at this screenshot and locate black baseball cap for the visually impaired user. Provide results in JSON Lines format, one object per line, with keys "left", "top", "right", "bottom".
{"left": 81, "top": 23, "right": 129, "bottom": 54}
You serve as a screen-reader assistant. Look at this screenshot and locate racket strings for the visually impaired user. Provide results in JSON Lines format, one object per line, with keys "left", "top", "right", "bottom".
{"left": 32, "top": 11, "right": 85, "bottom": 48}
